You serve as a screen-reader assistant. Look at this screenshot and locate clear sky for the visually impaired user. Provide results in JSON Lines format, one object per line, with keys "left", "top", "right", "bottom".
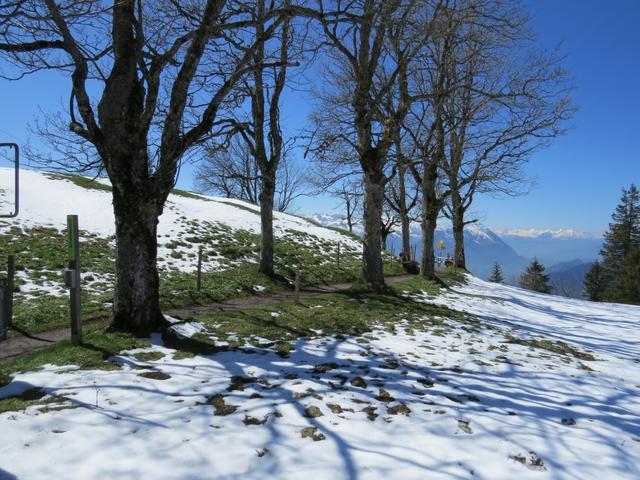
{"left": 1, "top": 0, "right": 638, "bottom": 235}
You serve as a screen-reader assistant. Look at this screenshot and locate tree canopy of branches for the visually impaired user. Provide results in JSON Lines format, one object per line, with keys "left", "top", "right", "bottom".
{"left": 405, "top": 0, "right": 573, "bottom": 277}
{"left": 194, "top": 137, "right": 306, "bottom": 212}
{"left": 310, "top": 0, "right": 435, "bottom": 290}
{"left": 0, "top": 0, "right": 290, "bottom": 333}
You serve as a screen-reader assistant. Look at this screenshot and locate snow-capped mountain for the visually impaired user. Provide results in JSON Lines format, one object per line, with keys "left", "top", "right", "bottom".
{"left": 306, "top": 213, "right": 529, "bottom": 281}
{"left": 494, "top": 229, "right": 602, "bottom": 266}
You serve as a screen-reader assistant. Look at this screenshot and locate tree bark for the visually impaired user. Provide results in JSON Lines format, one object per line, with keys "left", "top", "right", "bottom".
{"left": 362, "top": 165, "right": 386, "bottom": 291}
{"left": 110, "top": 189, "right": 164, "bottom": 335}
{"left": 259, "top": 173, "right": 276, "bottom": 276}
{"left": 451, "top": 190, "right": 466, "bottom": 269}
{"left": 398, "top": 164, "right": 412, "bottom": 261}
{"left": 420, "top": 159, "right": 440, "bottom": 280}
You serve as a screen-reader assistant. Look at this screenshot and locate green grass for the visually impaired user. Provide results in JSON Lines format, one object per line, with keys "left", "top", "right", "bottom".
{"left": 0, "top": 323, "right": 149, "bottom": 381}
{"left": 190, "top": 286, "right": 471, "bottom": 347}
{"left": 45, "top": 172, "right": 112, "bottom": 193}
{"left": 394, "top": 268, "right": 467, "bottom": 296}
{"left": 1, "top": 184, "right": 404, "bottom": 334}
{"left": 504, "top": 334, "right": 596, "bottom": 361}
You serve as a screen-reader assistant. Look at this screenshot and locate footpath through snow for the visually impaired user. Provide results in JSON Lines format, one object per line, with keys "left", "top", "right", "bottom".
{"left": 1, "top": 275, "right": 639, "bottom": 479}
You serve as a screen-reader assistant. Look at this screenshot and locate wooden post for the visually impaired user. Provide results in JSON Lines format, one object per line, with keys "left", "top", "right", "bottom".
{"left": 337, "top": 242, "right": 341, "bottom": 269}
{"left": 1, "top": 255, "right": 14, "bottom": 334}
{"left": 0, "top": 283, "right": 5, "bottom": 342}
{"left": 66, "top": 215, "right": 82, "bottom": 345}
{"left": 294, "top": 268, "right": 301, "bottom": 303}
{"left": 196, "top": 247, "right": 203, "bottom": 292}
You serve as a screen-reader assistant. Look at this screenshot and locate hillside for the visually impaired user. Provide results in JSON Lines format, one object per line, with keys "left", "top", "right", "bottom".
{"left": 0, "top": 168, "right": 401, "bottom": 333}
{"left": 1, "top": 274, "right": 638, "bottom": 479}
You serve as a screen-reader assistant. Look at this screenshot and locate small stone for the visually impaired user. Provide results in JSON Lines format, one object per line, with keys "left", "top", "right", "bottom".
{"left": 376, "top": 388, "right": 395, "bottom": 403}
{"left": 207, "top": 394, "right": 239, "bottom": 416}
{"left": 561, "top": 418, "right": 576, "bottom": 426}
{"left": 387, "top": 404, "right": 411, "bottom": 416}
{"left": 301, "top": 427, "right": 326, "bottom": 441}
{"left": 457, "top": 419, "right": 473, "bottom": 434}
{"left": 243, "top": 415, "right": 268, "bottom": 426}
{"left": 417, "top": 377, "right": 434, "bottom": 388}
{"left": 350, "top": 376, "right": 368, "bottom": 389}
{"left": 313, "top": 362, "right": 340, "bottom": 373}
{"left": 304, "top": 405, "right": 324, "bottom": 418}
{"left": 362, "top": 406, "right": 378, "bottom": 421}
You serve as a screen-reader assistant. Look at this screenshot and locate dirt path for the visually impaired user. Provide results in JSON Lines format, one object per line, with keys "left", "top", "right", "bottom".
{"left": 0, "top": 275, "right": 414, "bottom": 361}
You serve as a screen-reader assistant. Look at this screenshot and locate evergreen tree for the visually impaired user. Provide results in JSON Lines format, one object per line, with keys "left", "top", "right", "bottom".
{"left": 600, "top": 184, "right": 640, "bottom": 286}
{"left": 606, "top": 247, "right": 640, "bottom": 305}
{"left": 519, "top": 258, "right": 552, "bottom": 293}
{"left": 584, "top": 260, "right": 606, "bottom": 301}
{"left": 489, "top": 262, "right": 504, "bottom": 283}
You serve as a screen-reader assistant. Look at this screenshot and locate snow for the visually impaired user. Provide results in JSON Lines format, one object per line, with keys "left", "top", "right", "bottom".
{"left": 2, "top": 276, "right": 639, "bottom": 479}
{"left": 0, "top": 168, "right": 362, "bottom": 293}
{"left": 492, "top": 228, "right": 601, "bottom": 240}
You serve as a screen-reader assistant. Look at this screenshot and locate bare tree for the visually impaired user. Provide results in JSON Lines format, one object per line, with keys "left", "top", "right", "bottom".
{"left": 194, "top": 137, "right": 306, "bottom": 212}
{"left": 0, "top": 0, "right": 288, "bottom": 333}
{"left": 385, "top": 135, "right": 420, "bottom": 262}
{"left": 310, "top": 0, "right": 434, "bottom": 290}
{"left": 440, "top": 3, "right": 575, "bottom": 269}
{"left": 329, "top": 179, "right": 363, "bottom": 234}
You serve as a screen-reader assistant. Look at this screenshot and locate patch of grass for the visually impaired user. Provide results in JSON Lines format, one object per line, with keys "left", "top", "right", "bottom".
{"left": 159, "top": 265, "right": 284, "bottom": 309}
{"left": 45, "top": 172, "right": 112, "bottom": 193}
{"left": 0, "top": 388, "right": 68, "bottom": 414}
{"left": 0, "top": 323, "right": 149, "bottom": 377}
{"left": 393, "top": 268, "right": 467, "bottom": 296}
{"left": 171, "top": 189, "right": 211, "bottom": 201}
{"left": 215, "top": 200, "right": 260, "bottom": 215}
{"left": 505, "top": 334, "right": 596, "bottom": 361}
{"left": 172, "top": 350, "right": 196, "bottom": 360}
{"left": 193, "top": 290, "right": 472, "bottom": 344}
{"left": 132, "top": 351, "right": 165, "bottom": 361}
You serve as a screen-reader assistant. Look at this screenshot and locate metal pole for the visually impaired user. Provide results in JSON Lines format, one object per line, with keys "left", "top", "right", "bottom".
{"left": 0, "top": 143, "right": 19, "bottom": 218}
{"left": 65, "top": 215, "right": 82, "bottom": 345}
{"left": 196, "top": 247, "right": 203, "bottom": 292}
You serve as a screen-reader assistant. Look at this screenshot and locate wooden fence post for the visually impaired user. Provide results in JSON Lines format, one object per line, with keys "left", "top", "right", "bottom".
{"left": 0, "top": 284, "right": 5, "bottom": 342}
{"left": 294, "top": 268, "right": 301, "bottom": 303}
{"left": 65, "top": 215, "right": 82, "bottom": 345}
{"left": 196, "top": 247, "right": 203, "bottom": 292}
{"left": 0, "top": 255, "right": 15, "bottom": 340}
{"left": 6, "top": 255, "right": 14, "bottom": 327}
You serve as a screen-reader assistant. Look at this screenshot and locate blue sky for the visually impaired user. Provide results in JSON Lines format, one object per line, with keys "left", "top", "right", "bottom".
{"left": 1, "top": 0, "right": 638, "bottom": 235}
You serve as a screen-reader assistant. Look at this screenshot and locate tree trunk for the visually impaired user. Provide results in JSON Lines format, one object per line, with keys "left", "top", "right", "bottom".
{"left": 451, "top": 190, "right": 466, "bottom": 269}
{"left": 111, "top": 192, "right": 164, "bottom": 335}
{"left": 420, "top": 159, "right": 440, "bottom": 280}
{"left": 259, "top": 173, "right": 276, "bottom": 276}
{"left": 398, "top": 164, "right": 411, "bottom": 262}
{"left": 421, "top": 211, "right": 437, "bottom": 280}
{"left": 362, "top": 167, "right": 386, "bottom": 291}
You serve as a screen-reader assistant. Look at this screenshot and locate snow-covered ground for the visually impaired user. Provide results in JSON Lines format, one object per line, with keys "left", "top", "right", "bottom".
{"left": 0, "top": 168, "right": 362, "bottom": 295}
{"left": 1, "top": 276, "right": 639, "bottom": 479}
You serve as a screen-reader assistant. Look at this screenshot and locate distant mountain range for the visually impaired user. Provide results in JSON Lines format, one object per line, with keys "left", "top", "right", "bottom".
{"left": 307, "top": 213, "right": 602, "bottom": 296}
